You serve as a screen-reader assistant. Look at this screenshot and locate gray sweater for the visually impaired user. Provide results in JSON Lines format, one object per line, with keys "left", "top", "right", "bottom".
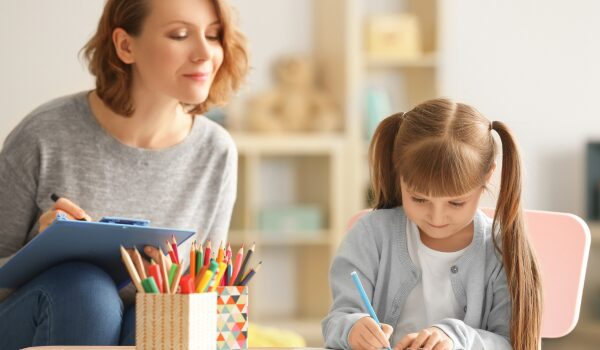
{"left": 322, "top": 208, "right": 511, "bottom": 350}
{"left": 0, "top": 91, "right": 237, "bottom": 300}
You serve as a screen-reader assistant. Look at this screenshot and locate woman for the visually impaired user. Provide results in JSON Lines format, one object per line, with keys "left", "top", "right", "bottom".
{"left": 0, "top": 0, "right": 248, "bottom": 347}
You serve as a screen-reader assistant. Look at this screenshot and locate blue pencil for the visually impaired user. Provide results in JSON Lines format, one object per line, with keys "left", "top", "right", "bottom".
{"left": 351, "top": 271, "right": 392, "bottom": 350}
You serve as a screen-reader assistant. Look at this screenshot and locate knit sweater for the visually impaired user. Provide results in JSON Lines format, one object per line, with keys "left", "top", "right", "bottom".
{"left": 322, "top": 207, "right": 511, "bottom": 350}
{"left": 0, "top": 91, "right": 237, "bottom": 301}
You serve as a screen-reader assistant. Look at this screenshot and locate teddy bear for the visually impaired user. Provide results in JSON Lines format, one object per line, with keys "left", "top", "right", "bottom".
{"left": 247, "top": 56, "right": 340, "bottom": 133}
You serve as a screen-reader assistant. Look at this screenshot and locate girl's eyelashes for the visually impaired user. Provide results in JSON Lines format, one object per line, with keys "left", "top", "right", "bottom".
{"left": 411, "top": 197, "right": 426, "bottom": 204}
{"left": 411, "top": 196, "right": 465, "bottom": 207}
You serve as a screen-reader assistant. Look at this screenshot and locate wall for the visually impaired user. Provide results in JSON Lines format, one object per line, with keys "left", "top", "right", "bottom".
{"left": 439, "top": 0, "right": 600, "bottom": 215}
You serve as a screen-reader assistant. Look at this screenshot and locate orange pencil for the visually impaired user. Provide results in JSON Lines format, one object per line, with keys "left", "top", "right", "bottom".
{"left": 189, "top": 241, "right": 196, "bottom": 287}
{"left": 216, "top": 241, "right": 224, "bottom": 263}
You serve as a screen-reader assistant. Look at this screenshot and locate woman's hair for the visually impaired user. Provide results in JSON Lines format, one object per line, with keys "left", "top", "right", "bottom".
{"left": 81, "top": 0, "right": 249, "bottom": 116}
{"left": 369, "top": 98, "right": 542, "bottom": 349}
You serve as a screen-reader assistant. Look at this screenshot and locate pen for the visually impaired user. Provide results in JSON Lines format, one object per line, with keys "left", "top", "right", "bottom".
{"left": 351, "top": 271, "right": 392, "bottom": 350}
{"left": 50, "top": 193, "right": 88, "bottom": 221}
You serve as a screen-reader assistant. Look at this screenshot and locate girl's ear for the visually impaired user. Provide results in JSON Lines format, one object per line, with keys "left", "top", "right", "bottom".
{"left": 485, "top": 162, "right": 497, "bottom": 185}
{"left": 113, "top": 28, "right": 136, "bottom": 64}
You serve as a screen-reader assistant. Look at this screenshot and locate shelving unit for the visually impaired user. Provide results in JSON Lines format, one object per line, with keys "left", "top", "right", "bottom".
{"left": 225, "top": 0, "right": 441, "bottom": 346}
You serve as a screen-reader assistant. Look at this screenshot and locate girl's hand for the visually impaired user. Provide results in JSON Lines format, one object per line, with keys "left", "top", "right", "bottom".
{"left": 394, "top": 327, "right": 453, "bottom": 350}
{"left": 349, "top": 317, "right": 393, "bottom": 350}
{"left": 38, "top": 197, "right": 91, "bottom": 233}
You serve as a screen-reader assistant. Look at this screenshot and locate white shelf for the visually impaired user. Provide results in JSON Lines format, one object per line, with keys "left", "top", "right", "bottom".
{"left": 364, "top": 52, "right": 438, "bottom": 68}
{"left": 229, "top": 230, "right": 331, "bottom": 247}
{"left": 231, "top": 133, "right": 345, "bottom": 155}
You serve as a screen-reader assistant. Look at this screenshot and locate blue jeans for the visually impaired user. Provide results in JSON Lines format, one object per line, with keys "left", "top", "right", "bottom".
{"left": 0, "top": 262, "right": 136, "bottom": 350}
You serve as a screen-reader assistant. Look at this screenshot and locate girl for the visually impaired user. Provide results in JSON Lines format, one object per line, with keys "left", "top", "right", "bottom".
{"left": 322, "top": 99, "right": 542, "bottom": 350}
{"left": 0, "top": 0, "right": 248, "bottom": 348}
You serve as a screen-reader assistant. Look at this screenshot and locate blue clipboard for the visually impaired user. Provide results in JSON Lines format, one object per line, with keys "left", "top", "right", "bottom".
{"left": 0, "top": 214, "right": 195, "bottom": 288}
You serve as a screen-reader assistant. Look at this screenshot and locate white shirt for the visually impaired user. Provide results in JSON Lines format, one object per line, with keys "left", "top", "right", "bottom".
{"left": 394, "top": 219, "right": 467, "bottom": 341}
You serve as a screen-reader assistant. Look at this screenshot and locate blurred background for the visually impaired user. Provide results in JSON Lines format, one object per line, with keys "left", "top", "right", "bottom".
{"left": 1, "top": 0, "right": 600, "bottom": 348}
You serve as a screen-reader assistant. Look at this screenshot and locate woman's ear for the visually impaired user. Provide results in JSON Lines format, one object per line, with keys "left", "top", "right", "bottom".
{"left": 112, "top": 28, "right": 135, "bottom": 64}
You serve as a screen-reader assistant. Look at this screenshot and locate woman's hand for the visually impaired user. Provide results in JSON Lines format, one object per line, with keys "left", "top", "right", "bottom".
{"left": 349, "top": 316, "right": 393, "bottom": 350}
{"left": 394, "top": 327, "right": 453, "bottom": 350}
{"left": 38, "top": 197, "right": 92, "bottom": 233}
{"left": 143, "top": 246, "right": 172, "bottom": 270}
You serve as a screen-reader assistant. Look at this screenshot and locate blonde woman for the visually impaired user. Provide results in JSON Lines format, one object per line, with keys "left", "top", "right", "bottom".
{"left": 323, "top": 99, "right": 542, "bottom": 349}
{"left": 0, "top": 0, "right": 248, "bottom": 348}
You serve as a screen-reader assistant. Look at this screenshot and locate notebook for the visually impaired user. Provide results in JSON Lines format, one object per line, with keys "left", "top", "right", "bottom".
{"left": 0, "top": 215, "right": 195, "bottom": 288}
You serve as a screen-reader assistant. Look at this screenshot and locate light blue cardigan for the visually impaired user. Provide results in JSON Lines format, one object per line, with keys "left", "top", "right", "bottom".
{"left": 322, "top": 207, "right": 512, "bottom": 350}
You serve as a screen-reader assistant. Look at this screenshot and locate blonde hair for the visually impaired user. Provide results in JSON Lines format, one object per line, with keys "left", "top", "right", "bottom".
{"left": 81, "top": 0, "right": 249, "bottom": 116}
{"left": 369, "top": 98, "right": 542, "bottom": 349}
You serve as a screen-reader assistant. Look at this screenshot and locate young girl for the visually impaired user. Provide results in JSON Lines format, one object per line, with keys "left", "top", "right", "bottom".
{"left": 0, "top": 0, "right": 247, "bottom": 348}
{"left": 322, "top": 99, "right": 542, "bottom": 350}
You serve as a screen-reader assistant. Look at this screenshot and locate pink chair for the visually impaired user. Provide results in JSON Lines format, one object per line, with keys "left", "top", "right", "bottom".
{"left": 346, "top": 208, "right": 591, "bottom": 339}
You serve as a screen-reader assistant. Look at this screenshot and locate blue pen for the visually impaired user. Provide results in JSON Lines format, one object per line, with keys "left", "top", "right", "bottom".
{"left": 351, "top": 271, "right": 392, "bottom": 350}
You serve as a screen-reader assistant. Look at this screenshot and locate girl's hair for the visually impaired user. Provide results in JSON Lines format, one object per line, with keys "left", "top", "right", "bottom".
{"left": 81, "top": 0, "right": 249, "bottom": 117}
{"left": 369, "top": 98, "right": 542, "bottom": 349}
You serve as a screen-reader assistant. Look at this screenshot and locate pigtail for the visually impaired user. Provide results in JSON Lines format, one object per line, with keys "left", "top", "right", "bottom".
{"left": 369, "top": 113, "right": 404, "bottom": 209}
{"left": 491, "top": 121, "right": 542, "bottom": 350}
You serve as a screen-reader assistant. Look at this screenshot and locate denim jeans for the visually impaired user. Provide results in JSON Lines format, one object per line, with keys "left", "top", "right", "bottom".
{"left": 0, "top": 262, "right": 136, "bottom": 350}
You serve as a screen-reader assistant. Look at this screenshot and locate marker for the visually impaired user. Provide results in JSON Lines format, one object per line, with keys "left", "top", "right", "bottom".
{"left": 50, "top": 193, "right": 88, "bottom": 221}
{"left": 351, "top": 271, "right": 392, "bottom": 350}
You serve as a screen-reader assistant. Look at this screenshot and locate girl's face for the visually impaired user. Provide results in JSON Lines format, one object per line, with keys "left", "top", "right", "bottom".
{"left": 400, "top": 178, "right": 484, "bottom": 244}
{"left": 126, "top": 0, "right": 224, "bottom": 104}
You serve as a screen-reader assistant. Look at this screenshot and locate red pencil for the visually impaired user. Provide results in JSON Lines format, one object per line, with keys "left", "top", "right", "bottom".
{"left": 171, "top": 235, "right": 179, "bottom": 264}
{"left": 204, "top": 240, "right": 211, "bottom": 266}
{"left": 230, "top": 244, "right": 244, "bottom": 285}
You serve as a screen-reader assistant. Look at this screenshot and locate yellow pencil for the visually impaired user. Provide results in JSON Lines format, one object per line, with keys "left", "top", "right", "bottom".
{"left": 208, "top": 261, "right": 228, "bottom": 292}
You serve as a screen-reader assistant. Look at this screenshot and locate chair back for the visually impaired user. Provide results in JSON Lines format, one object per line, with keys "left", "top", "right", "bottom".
{"left": 346, "top": 208, "right": 591, "bottom": 338}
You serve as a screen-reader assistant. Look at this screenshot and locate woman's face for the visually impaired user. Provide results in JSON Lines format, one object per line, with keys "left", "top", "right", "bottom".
{"left": 126, "top": 0, "right": 224, "bottom": 105}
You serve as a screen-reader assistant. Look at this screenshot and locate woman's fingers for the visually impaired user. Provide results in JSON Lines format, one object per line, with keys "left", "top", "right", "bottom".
{"left": 53, "top": 197, "right": 89, "bottom": 220}
{"left": 38, "top": 209, "right": 75, "bottom": 233}
{"left": 144, "top": 245, "right": 171, "bottom": 269}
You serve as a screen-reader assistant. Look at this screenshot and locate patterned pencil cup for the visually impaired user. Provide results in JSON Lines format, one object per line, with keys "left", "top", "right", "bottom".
{"left": 136, "top": 293, "right": 217, "bottom": 350}
{"left": 216, "top": 286, "right": 249, "bottom": 350}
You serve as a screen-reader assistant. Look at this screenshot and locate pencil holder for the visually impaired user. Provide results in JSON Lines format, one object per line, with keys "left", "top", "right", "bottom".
{"left": 136, "top": 293, "right": 217, "bottom": 350}
{"left": 216, "top": 286, "right": 249, "bottom": 350}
